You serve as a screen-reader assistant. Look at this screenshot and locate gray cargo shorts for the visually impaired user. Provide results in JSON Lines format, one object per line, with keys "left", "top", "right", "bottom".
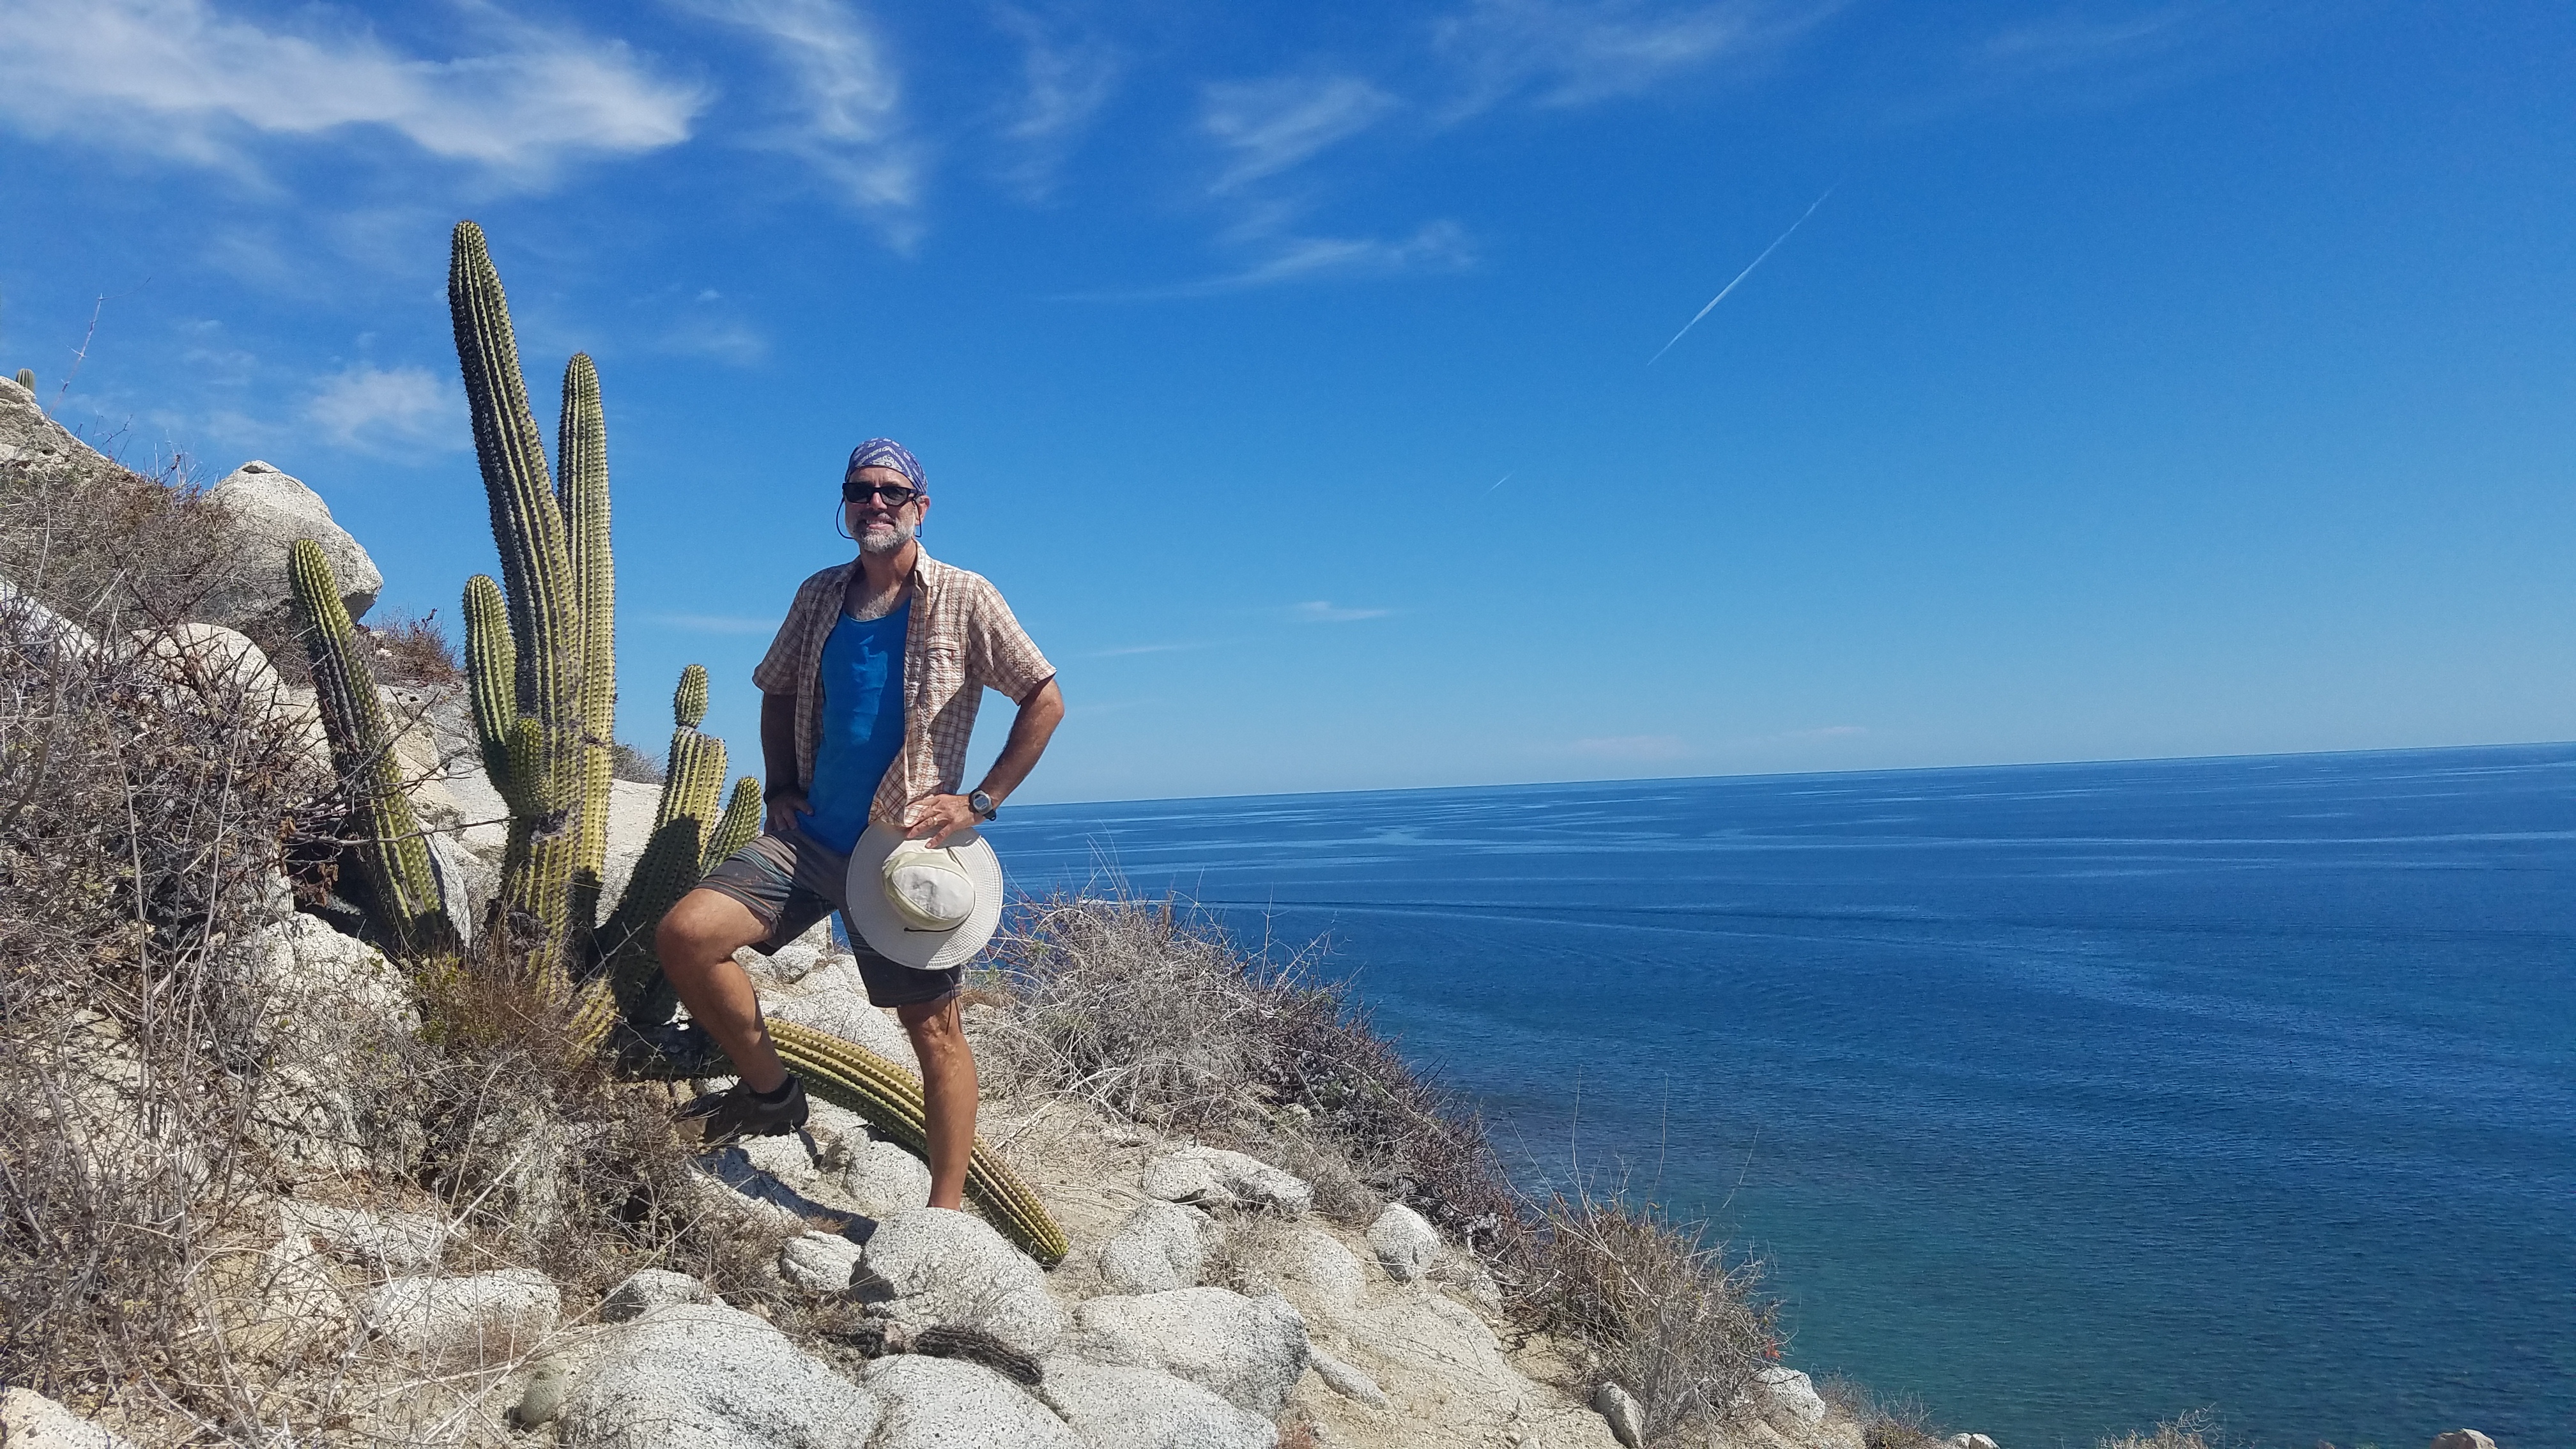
{"left": 697, "top": 824, "right": 961, "bottom": 1009}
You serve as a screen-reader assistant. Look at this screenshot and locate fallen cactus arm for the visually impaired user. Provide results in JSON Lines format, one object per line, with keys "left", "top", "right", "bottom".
{"left": 769, "top": 1019, "right": 1070, "bottom": 1268}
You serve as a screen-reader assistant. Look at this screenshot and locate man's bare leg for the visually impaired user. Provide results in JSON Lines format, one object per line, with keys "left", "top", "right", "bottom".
{"left": 656, "top": 888, "right": 790, "bottom": 1093}
{"left": 898, "top": 996, "right": 976, "bottom": 1209}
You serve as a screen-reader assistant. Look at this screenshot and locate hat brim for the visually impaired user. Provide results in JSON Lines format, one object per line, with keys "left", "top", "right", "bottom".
{"left": 844, "top": 822, "right": 1005, "bottom": 970}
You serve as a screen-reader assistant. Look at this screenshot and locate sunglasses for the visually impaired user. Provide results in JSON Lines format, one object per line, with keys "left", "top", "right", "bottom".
{"left": 843, "top": 480, "right": 924, "bottom": 506}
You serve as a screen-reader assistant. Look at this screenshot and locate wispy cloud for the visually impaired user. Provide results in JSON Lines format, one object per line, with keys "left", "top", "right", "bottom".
{"left": 1087, "top": 641, "right": 1209, "bottom": 658}
{"left": 989, "top": 6, "right": 1121, "bottom": 201}
{"left": 675, "top": 0, "right": 922, "bottom": 244}
{"left": 305, "top": 364, "right": 466, "bottom": 454}
{"left": 1288, "top": 601, "right": 1393, "bottom": 624}
{"left": 1202, "top": 75, "right": 1398, "bottom": 193}
{"left": 1433, "top": 0, "right": 1825, "bottom": 114}
{"left": 656, "top": 308, "right": 770, "bottom": 365}
{"left": 642, "top": 612, "right": 781, "bottom": 634}
{"left": 1975, "top": 5, "right": 2204, "bottom": 75}
{"left": 0, "top": 0, "right": 706, "bottom": 182}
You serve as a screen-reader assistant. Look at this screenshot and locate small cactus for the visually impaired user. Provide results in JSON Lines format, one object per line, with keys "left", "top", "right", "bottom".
{"left": 13, "top": 368, "right": 33, "bottom": 393}
{"left": 599, "top": 665, "right": 753, "bottom": 1024}
{"left": 289, "top": 539, "right": 453, "bottom": 956}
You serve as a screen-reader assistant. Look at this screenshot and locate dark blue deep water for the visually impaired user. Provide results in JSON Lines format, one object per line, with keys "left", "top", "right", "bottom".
{"left": 996, "top": 746, "right": 2576, "bottom": 1448}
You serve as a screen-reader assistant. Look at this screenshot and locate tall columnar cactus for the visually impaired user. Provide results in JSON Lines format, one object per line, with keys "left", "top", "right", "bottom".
{"left": 288, "top": 539, "right": 453, "bottom": 957}
{"left": 13, "top": 369, "right": 33, "bottom": 394}
{"left": 770, "top": 1020, "right": 1071, "bottom": 1267}
{"left": 450, "top": 220, "right": 590, "bottom": 980}
{"left": 558, "top": 353, "right": 615, "bottom": 948}
{"left": 599, "top": 666, "right": 758, "bottom": 1023}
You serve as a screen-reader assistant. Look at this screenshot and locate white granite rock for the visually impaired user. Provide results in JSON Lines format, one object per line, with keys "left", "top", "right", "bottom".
{"left": 1041, "top": 1358, "right": 1280, "bottom": 1449}
{"left": 1070, "top": 1287, "right": 1311, "bottom": 1418}
{"left": 1140, "top": 1145, "right": 1312, "bottom": 1216}
{"left": 1098, "top": 1199, "right": 1215, "bottom": 1294}
{"left": 1307, "top": 1342, "right": 1389, "bottom": 1409}
{"left": 1593, "top": 1381, "right": 1645, "bottom": 1448}
{"left": 601, "top": 1268, "right": 719, "bottom": 1322}
{"left": 825, "top": 1131, "right": 935, "bottom": 1218}
{"left": 203, "top": 461, "right": 380, "bottom": 634}
{"left": 0, "top": 1388, "right": 142, "bottom": 1449}
{"left": 1365, "top": 1202, "right": 1441, "bottom": 1281}
{"left": 863, "top": 1354, "right": 1082, "bottom": 1448}
{"left": 364, "top": 1268, "right": 558, "bottom": 1366}
{"left": 556, "top": 1303, "right": 878, "bottom": 1448}
{"left": 856, "top": 1208, "right": 1064, "bottom": 1356}
{"left": 1756, "top": 1365, "right": 1829, "bottom": 1429}
{"left": 781, "top": 1230, "right": 864, "bottom": 1292}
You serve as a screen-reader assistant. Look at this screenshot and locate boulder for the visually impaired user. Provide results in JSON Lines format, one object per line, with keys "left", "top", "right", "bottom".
{"left": 0, "top": 373, "right": 119, "bottom": 488}
{"left": 1098, "top": 1200, "right": 1215, "bottom": 1294}
{"left": 781, "top": 1230, "right": 864, "bottom": 1291}
{"left": 279, "top": 1198, "right": 451, "bottom": 1274}
{"left": 1307, "top": 1342, "right": 1389, "bottom": 1409}
{"left": 863, "top": 1354, "right": 1082, "bottom": 1448}
{"left": 1365, "top": 1202, "right": 1441, "bottom": 1281}
{"left": 1070, "top": 1287, "right": 1310, "bottom": 1418}
{"left": 0, "top": 572, "right": 100, "bottom": 667}
{"left": 2430, "top": 1435, "right": 2497, "bottom": 1449}
{"left": 201, "top": 461, "right": 379, "bottom": 634}
{"left": 1040, "top": 1358, "right": 1279, "bottom": 1449}
{"left": 231, "top": 916, "right": 420, "bottom": 1177}
{"left": 1755, "top": 1365, "right": 1829, "bottom": 1430}
{"left": 601, "top": 1268, "right": 719, "bottom": 1322}
{"left": 825, "top": 1130, "right": 936, "bottom": 1218}
{"left": 1947, "top": 1436, "right": 2000, "bottom": 1449}
{"left": 1593, "top": 1381, "right": 1645, "bottom": 1449}
{"left": 364, "top": 1268, "right": 559, "bottom": 1367}
{"left": 132, "top": 622, "right": 291, "bottom": 711}
{"left": 856, "top": 1208, "right": 1064, "bottom": 1357}
{"left": 1140, "top": 1146, "right": 1313, "bottom": 1216}
{"left": 1257, "top": 1225, "right": 1368, "bottom": 1325}
{"left": 204, "top": 1232, "right": 356, "bottom": 1366}
{"left": 0, "top": 1388, "right": 142, "bottom": 1449}
{"left": 556, "top": 1303, "right": 879, "bottom": 1448}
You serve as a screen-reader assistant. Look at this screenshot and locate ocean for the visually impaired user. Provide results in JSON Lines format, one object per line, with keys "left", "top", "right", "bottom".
{"left": 993, "top": 745, "right": 2576, "bottom": 1448}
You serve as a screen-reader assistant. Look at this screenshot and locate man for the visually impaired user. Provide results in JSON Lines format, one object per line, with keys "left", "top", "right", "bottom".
{"left": 656, "top": 438, "right": 1064, "bottom": 1211}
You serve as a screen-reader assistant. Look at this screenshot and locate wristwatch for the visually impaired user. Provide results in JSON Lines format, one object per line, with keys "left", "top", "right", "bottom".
{"left": 968, "top": 789, "right": 997, "bottom": 820}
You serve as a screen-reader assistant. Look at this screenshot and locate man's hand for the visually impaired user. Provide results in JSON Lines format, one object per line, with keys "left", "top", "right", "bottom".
{"left": 764, "top": 790, "right": 808, "bottom": 838}
{"left": 903, "top": 794, "right": 982, "bottom": 848}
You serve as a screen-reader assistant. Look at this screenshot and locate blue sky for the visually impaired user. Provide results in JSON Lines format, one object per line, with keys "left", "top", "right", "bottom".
{"left": 3, "top": 0, "right": 2570, "bottom": 803}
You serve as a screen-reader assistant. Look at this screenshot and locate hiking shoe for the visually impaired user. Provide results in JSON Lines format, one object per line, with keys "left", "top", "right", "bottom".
{"left": 677, "top": 1075, "right": 809, "bottom": 1145}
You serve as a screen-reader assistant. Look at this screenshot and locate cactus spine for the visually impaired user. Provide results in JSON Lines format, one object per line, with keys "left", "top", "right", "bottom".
{"left": 450, "top": 220, "right": 588, "bottom": 982}
{"left": 770, "top": 1020, "right": 1071, "bottom": 1266}
{"left": 288, "top": 539, "right": 452, "bottom": 956}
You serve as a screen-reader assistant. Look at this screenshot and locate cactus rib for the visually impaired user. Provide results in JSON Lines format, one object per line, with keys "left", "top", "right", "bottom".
{"left": 770, "top": 1019, "right": 1070, "bottom": 1267}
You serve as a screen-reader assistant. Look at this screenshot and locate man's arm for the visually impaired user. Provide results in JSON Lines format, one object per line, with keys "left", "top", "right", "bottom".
{"left": 760, "top": 689, "right": 803, "bottom": 835}
{"left": 905, "top": 677, "right": 1064, "bottom": 847}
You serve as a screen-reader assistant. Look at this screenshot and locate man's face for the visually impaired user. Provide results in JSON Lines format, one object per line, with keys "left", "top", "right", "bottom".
{"left": 843, "top": 463, "right": 927, "bottom": 556}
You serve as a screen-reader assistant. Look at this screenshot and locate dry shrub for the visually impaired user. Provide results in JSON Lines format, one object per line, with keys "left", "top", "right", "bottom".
{"left": 0, "top": 538, "right": 326, "bottom": 1432}
{"left": 358, "top": 610, "right": 460, "bottom": 686}
{"left": 0, "top": 455, "right": 234, "bottom": 631}
{"left": 1820, "top": 1376, "right": 1945, "bottom": 1448}
{"left": 990, "top": 896, "right": 1520, "bottom": 1238}
{"left": 990, "top": 897, "right": 1782, "bottom": 1446}
{"left": 608, "top": 740, "right": 665, "bottom": 784}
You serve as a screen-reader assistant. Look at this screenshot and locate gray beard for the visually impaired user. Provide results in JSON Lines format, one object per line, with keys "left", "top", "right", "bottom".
{"left": 857, "top": 517, "right": 915, "bottom": 556}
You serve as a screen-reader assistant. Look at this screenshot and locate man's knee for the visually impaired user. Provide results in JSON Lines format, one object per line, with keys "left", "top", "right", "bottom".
{"left": 657, "top": 889, "right": 763, "bottom": 972}
{"left": 898, "top": 997, "right": 968, "bottom": 1062}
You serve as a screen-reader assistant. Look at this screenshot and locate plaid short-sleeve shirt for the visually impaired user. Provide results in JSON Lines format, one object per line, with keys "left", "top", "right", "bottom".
{"left": 752, "top": 549, "right": 1054, "bottom": 826}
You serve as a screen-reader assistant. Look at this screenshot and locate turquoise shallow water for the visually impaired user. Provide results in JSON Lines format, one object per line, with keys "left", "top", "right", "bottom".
{"left": 994, "top": 745, "right": 2576, "bottom": 1448}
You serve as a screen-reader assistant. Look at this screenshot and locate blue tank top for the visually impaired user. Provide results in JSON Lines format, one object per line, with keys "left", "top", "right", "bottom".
{"left": 795, "top": 602, "right": 908, "bottom": 854}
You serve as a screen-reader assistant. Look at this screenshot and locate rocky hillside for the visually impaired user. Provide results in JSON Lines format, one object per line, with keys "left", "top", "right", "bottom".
{"left": 0, "top": 371, "right": 1938, "bottom": 1449}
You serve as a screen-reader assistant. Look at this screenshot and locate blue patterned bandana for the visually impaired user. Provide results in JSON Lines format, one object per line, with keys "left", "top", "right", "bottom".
{"left": 846, "top": 438, "right": 924, "bottom": 489}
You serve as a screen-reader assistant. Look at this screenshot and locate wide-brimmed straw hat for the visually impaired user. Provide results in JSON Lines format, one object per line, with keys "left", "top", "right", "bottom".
{"left": 843, "top": 821, "right": 1006, "bottom": 970}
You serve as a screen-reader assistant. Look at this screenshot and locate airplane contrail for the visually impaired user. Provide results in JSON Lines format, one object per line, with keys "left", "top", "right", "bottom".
{"left": 1646, "top": 188, "right": 1833, "bottom": 367}
{"left": 1483, "top": 470, "right": 1515, "bottom": 494}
